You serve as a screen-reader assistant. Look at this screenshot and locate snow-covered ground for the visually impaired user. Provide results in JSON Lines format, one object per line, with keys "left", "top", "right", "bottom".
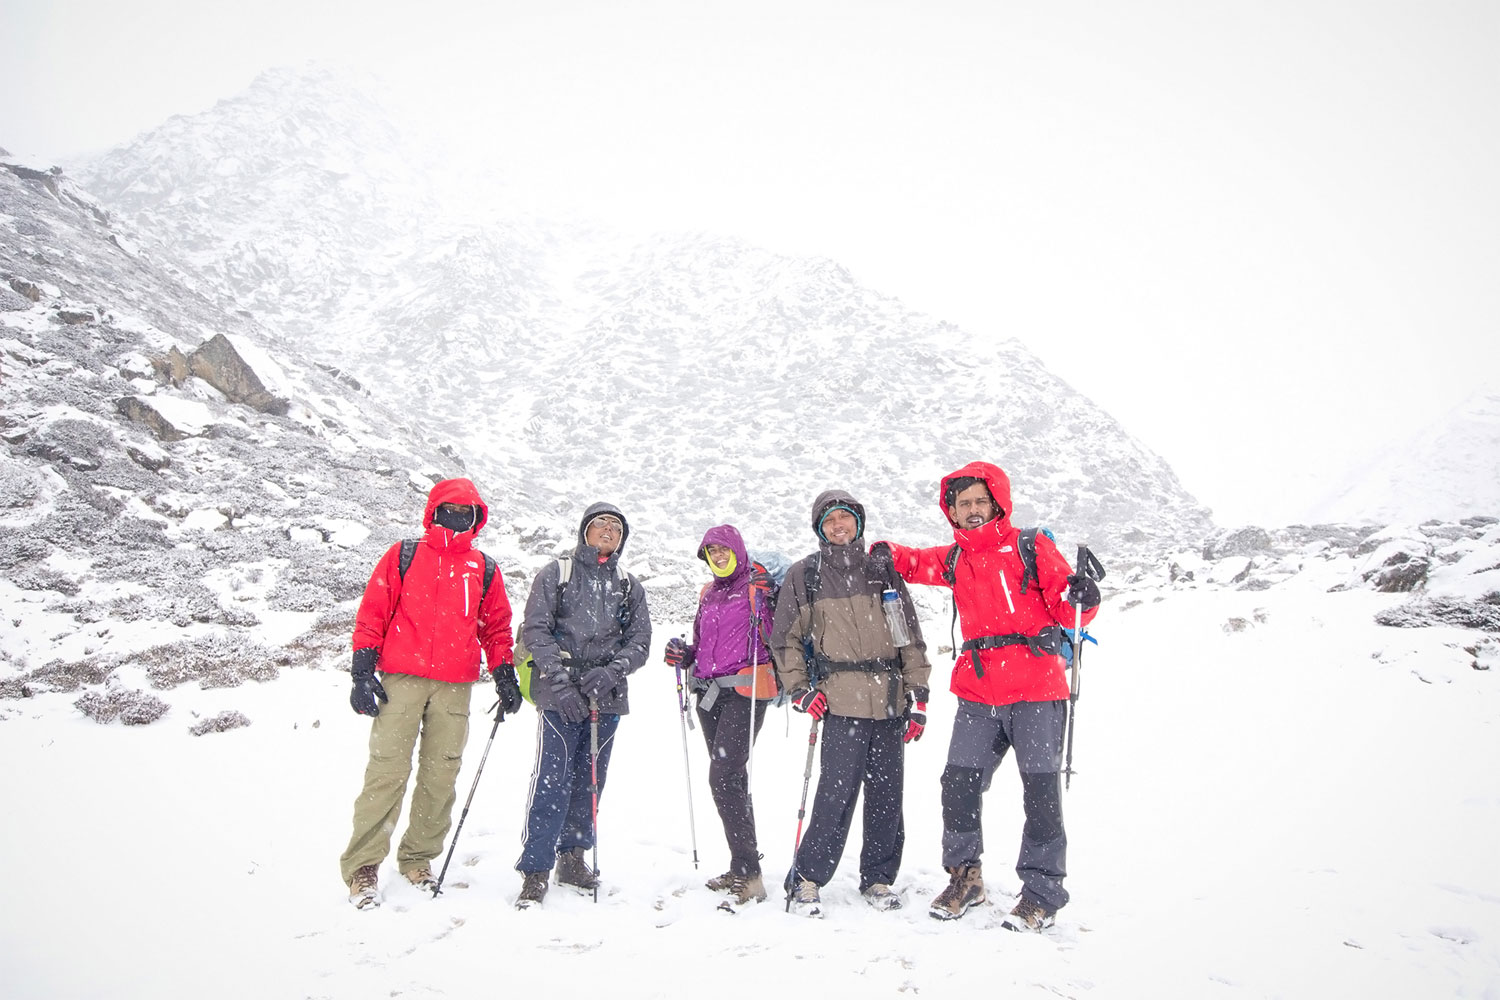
{"left": 3, "top": 570, "right": 1497, "bottom": 999}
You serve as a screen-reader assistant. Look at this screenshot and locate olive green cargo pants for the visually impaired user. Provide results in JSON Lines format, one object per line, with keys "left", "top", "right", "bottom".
{"left": 338, "top": 673, "right": 472, "bottom": 885}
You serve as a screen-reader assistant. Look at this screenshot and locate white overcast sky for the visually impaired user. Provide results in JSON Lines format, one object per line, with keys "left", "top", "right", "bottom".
{"left": 3, "top": 0, "right": 1497, "bottom": 525}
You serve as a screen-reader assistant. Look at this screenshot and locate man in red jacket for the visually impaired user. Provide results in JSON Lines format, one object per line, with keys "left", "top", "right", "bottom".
{"left": 338, "top": 478, "right": 520, "bottom": 909}
{"left": 874, "top": 461, "right": 1100, "bottom": 931}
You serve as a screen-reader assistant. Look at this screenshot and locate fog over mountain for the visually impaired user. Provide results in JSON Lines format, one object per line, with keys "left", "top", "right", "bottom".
{"left": 75, "top": 67, "right": 1212, "bottom": 567}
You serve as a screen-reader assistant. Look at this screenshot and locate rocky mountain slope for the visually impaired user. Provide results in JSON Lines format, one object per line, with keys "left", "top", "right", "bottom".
{"left": 76, "top": 67, "right": 1213, "bottom": 569}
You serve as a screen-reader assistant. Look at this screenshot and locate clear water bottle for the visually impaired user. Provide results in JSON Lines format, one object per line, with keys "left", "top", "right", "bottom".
{"left": 882, "top": 589, "right": 911, "bottom": 647}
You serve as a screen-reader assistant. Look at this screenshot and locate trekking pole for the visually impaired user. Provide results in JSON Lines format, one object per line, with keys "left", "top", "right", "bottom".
{"left": 1063, "top": 544, "right": 1105, "bottom": 790}
{"left": 786, "top": 714, "right": 821, "bottom": 912}
{"left": 431, "top": 702, "right": 505, "bottom": 897}
{"left": 672, "top": 662, "right": 700, "bottom": 868}
{"left": 589, "top": 696, "right": 601, "bottom": 904}
{"left": 746, "top": 618, "right": 760, "bottom": 804}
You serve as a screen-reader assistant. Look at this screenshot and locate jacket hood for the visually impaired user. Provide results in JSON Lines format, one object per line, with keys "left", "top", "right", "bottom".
{"left": 576, "top": 501, "right": 630, "bottom": 556}
{"left": 422, "top": 478, "right": 489, "bottom": 534}
{"left": 697, "top": 524, "right": 750, "bottom": 582}
{"left": 939, "top": 461, "right": 1013, "bottom": 530}
{"left": 810, "top": 489, "right": 866, "bottom": 542}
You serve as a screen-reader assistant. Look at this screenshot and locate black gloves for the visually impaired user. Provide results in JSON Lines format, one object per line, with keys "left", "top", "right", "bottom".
{"left": 550, "top": 673, "right": 589, "bottom": 724}
{"left": 581, "top": 664, "right": 621, "bottom": 701}
{"left": 493, "top": 663, "right": 523, "bottom": 716}
{"left": 350, "top": 648, "right": 388, "bottom": 717}
{"left": 1066, "top": 573, "right": 1101, "bottom": 610}
{"left": 868, "top": 541, "right": 893, "bottom": 570}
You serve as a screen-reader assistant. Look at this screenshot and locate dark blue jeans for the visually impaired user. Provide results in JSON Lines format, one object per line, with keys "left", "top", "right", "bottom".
{"left": 515, "top": 709, "right": 620, "bottom": 873}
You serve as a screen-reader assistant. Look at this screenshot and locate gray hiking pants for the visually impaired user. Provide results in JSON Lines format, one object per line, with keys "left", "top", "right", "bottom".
{"left": 941, "top": 697, "right": 1069, "bottom": 911}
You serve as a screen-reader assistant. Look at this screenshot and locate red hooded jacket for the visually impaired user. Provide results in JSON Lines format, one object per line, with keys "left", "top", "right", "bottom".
{"left": 352, "top": 478, "right": 514, "bottom": 684}
{"left": 882, "top": 461, "right": 1098, "bottom": 707}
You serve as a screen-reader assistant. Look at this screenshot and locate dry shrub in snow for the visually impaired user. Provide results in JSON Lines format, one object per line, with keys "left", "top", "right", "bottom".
{"left": 138, "top": 632, "right": 282, "bottom": 690}
{"left": 75, "top": 688, "right": 169, "bottom": 725}
{"left": 190, "top": 710, "right": 251, "bottom": 736}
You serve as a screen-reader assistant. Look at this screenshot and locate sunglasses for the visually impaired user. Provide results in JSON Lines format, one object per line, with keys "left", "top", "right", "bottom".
{"left": 589, "top": 515, "right": 623, "bottom": 534}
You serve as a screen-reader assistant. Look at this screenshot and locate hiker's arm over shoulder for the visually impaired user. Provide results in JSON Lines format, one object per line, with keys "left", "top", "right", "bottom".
{"left": 874, "top": 541, "right": 953, "bottom": 589}
{"left": 352, "top": 543, "right": 403, "bottom": 651}
{"left": 477, "top": 572, "right": 515, "bottom": 668}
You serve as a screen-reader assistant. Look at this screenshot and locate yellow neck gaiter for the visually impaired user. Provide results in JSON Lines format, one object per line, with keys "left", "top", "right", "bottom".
{"left": 708, "top": 550, "right": 737, "bottom": 578}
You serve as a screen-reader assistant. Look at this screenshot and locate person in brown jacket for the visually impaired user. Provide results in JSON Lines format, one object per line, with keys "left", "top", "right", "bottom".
{"left": 771, "top": 489, "right": 931, "bottom": 916}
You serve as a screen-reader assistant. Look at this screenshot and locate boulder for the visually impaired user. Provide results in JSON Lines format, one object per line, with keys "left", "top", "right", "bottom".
{"left": 188, "top": 333, "right": 290, "bottom": 415}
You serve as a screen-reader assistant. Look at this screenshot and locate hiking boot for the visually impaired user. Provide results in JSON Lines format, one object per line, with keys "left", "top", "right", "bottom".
{"left": 728, "top": 874, "right": 767, "bottom": 907}
{"left": 705, "top": 869, "right": 736, "bottom": 893}
{"left": 861, "top": 883, "right": 902, "bottom": 911}
{"left": 788, "top": 878, "right": 823, "bottom": 919}
{"left": 556, "top": 847, "right": 600, "bottom": 893}
{"left": 402, "top": 865, "right": 437, "bottom": 892}
{"left": 516, "top": 870, "right": 549, "bottom": 910}
{"left": 929, "top": 863, "right": 986, "bottom": 920}
{"left": 347, "top": 864, "right": 380, "bottom": 910}
{"left": 1002, "top": 895, "right": 1056, "bottom": 932}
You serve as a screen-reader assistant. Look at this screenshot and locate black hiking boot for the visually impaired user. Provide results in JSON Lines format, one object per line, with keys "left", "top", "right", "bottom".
{"left": 516, "top": 870, "right": 549, "bottom": 910}
{"left": 556, "top": 847, "right": 600, "bottom": 893}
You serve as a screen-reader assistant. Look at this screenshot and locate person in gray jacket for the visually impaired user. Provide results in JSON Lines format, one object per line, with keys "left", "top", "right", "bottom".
{"left": 514, "top": 502, "right": 651, "bottom": 908}
{"left": 772, "top": 489, "right": 931, "bottom": 916}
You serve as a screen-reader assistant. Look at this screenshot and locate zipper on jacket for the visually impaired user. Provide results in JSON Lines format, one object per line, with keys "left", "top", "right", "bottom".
{"left": 463, "top": 573, "right": 471, "bottom": 618}
{"left": 999, "top": 569, "right": 1016, "bottom": 613}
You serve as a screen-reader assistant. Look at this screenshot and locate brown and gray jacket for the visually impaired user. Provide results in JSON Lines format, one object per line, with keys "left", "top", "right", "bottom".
{"left": 770, "top": 490, "right": 930, "bottom": 720}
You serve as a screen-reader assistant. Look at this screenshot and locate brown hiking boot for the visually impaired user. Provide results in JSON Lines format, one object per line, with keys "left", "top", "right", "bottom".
{"left": 928, "top": 863, "right": 986, "bottom": 920}
{"left": 1002, "top": 895, "right": 1056, "bottom": 932}
{"left": 861, "top": 883, "right": 902, "bottom": 911}
{"left": 728, "top": 874, "right": 767, "bottom": 907}
{"left": 705, "top": 869, "right": 736, "bottom": 893}
{"left": 516, "top": 870, "right": 549, "bottom": 910}
{"left": 788, "top": 878, "right": 823, "bottom": 918}
{"left": 556, "top": 847, "right": 600, "bottom": 893}
{"left": 402, "top": 865, "right": 436, "bottom": 891}
{"left": 347, "top": 864, "right": 380, "bottom": 910}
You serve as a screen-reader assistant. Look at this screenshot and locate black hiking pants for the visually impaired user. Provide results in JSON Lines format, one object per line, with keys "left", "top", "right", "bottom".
{"left": 786, "top": 714, "right": 905, "bottom": 893}
{"left": 696, "top": 690, "right": 769, "bottom": 877}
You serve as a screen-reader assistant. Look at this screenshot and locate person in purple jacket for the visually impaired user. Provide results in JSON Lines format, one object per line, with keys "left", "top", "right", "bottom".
{"left": 664, "top": 524, "right": 776, "bottom": 910}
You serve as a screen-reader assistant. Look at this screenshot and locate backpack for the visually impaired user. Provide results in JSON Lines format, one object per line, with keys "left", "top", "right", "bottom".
{"left": 515, "top": 554, "right": 634, "bottom": 703}
{"left": 745, "top": 550, "right": 789, "bottom": 645}
{"left": 938, "top": 526, "right": 1085, "bottom": 666}
{"left": 396, "top": 539, "right": 498, "bottom": 600}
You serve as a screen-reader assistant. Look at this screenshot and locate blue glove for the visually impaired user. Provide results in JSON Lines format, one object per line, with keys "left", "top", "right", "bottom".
{"left": 581, "top": 664, "right": 620, "bottom": 701}
{"left": 550, "top": 674, "right": 589, "bottom": 723}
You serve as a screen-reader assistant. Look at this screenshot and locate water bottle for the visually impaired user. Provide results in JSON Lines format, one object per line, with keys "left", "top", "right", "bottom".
{"left": 882, "top": 589, "right": 911, "bottom": 647}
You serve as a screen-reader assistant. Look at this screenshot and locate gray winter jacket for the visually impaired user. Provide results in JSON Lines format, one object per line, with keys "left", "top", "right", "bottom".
{"left": 521, "top": 502, "right": 652, "bottom": 716}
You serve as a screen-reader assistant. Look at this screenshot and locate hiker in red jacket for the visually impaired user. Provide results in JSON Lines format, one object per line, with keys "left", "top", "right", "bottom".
{"left": 873, "top": 461, "right": 1100, "bottom": 931}
{"left": 338, "top": 477, "right": 519, "bottom": 910}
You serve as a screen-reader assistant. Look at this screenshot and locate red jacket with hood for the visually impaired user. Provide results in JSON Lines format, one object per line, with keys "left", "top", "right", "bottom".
{"left": 352, "top": 478, "right": 514, "bottom": 684}
{"left": 882, "top": 461, "right": 1098, "bottom": 707}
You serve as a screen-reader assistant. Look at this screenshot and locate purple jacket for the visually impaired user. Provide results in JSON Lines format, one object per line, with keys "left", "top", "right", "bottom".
{"left": 688, "top": 525, "right": 772, "bottom": 680}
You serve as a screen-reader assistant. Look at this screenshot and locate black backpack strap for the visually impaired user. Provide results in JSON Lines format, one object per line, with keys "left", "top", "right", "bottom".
{"left": 940, "top": 543, "right": 961, "bottom": 585}
{"left": 482, "top": 553, "right": 497, "bottom": 600}
{"left": 1017, "top": 528, "right": 1040, "bottom": 594}
{"left": 398, "top": 539, "right": 419, "bottom": 579}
